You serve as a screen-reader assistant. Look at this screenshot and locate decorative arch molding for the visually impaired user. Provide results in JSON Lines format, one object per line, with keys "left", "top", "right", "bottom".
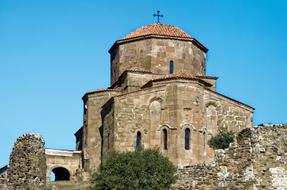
{"left": 198, "top": 127, "right": 207, "bottom": 133}
{"left": 148, "top": 96, "right": 163, "bottom": 105}
{"left": 205, "top": 101, "right": 218, "bottom": 108}
{"left": 156, "top": 124, "right": 177, "bottom": 131}
{"left": 181, "top": 124, "right": 194, "bottom": 151}
{"left": 198, "top": 130, "right": 213, "bottom": 136}
{"left": 180, "top": 123, "right": 195, "bottom": 131}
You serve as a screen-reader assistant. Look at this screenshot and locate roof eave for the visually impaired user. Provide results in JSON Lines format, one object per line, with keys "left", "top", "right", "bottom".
{"left": 108, "top": 35, "right": 208, "bottom": 53}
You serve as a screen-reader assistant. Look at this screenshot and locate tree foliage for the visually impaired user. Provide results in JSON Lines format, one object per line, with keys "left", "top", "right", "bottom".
{"left": 91, "top": 149, "right": 177, "bottom": 190}
{"left": 208, "top": 128, "right": 235, "bottom": 149}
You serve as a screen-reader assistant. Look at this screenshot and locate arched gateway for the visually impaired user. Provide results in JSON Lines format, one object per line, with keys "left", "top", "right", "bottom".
{"left": 45, "top": 149, "right": 82, "bottom": 182}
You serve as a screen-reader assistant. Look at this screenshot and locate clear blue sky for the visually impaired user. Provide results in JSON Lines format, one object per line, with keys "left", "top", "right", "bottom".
{"left": 1, "top": 0, "right": 287, "bottom": 167}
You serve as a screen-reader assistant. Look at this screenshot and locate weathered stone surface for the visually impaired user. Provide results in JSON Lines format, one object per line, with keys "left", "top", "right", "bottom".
{"left": 101, "top": 79, "right": 253, "bottom": 167}
{"left": 110, "top": 38, "right": 206, "bottom": 85}
{"left": 0, "top": 178, "right": 7, "bottom": 190}
{"left": 45, "top": 149, "right": 83, "bottom": 182}
{"left": 81, "top": 23, "right": 253, "bottom": 175}
{"left": 50, "top": 181, "right": 91, "bottom": 190}
{"left": 0, "top": 165, "right": 8, "bottom": 189}
{"left": 171, "top": 124, "right": 287, "bottom": 190}
{"left": 7, "top": 133, "right": 48, "bottom": 190}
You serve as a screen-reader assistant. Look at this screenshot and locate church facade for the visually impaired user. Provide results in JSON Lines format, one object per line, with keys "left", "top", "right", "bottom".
{"left": 46, "top": 23, "right": 254, "bottom": 182}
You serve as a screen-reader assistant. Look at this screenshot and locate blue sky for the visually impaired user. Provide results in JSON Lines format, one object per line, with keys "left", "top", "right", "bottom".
{"left": 1, "top": 0, "right": 287, "bottom": 167}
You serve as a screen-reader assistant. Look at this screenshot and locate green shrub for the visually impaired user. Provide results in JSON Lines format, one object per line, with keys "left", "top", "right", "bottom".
{"left": 208, "top": 128, "right": 235, "bottom": 149}
{"left": 91, "top": 149, "right": 177, "bottom": 190}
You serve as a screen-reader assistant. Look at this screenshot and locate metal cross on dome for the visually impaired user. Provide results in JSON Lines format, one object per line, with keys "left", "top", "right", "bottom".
{"left": 153, "top": 10, "right": 164, "bottom": 23}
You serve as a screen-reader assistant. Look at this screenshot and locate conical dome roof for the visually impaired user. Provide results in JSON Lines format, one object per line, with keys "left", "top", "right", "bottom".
{"left": 122, "top": 23, "right": 192, "bottom": 40}
{"left": 109, "top": 23, "right": 208, "bottom": 53}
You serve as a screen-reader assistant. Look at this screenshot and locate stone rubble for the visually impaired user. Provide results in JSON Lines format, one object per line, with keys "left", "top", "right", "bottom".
{"left": 171, "top": 124, "right": 287, "bottom": 190}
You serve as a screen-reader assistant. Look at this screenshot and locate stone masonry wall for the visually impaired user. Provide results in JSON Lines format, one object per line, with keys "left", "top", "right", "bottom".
{"left": 150, "top": 39, "right": 206, "bottom": 76}
{"left": 171, "top": 124, "right": 287, "bottom": 190}
{"left": 45, "top": 149, "right": 82, "bottom": 182}
{"left": 110, "top": 38, "right": 206, "bottom": 84}
{"left": 7, "top": 133, "right": 48, "bottom": 190}
{"left": 82, "top": 90, "right": 121, "bottom": 177}
{"left": 110, "top": 39, "right": 153, "bottom": 84}
{"left": 0, "top": 178, "right": 7, "bottom": 190}
{"left": 102, "top": 80, "right": 253, "bottom": 167}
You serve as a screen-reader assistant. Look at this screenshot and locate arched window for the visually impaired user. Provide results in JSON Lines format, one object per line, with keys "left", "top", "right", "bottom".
{"left": 136, "top": 131, "right": 142, "bottom": 150}
{"left": 185, "top": 128, "right": 191, "bottom": 150}
{"left": 169, "top": 60, "right": 174, "bottom": 74}
{"left": 163, "top": 129, "right": 168, "bottom": 150}
{"left": 50, "top": 167, "right": 70, "bottom": 181}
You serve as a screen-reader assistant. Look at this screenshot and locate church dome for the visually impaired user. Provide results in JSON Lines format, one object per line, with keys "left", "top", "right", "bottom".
{"left": 122, "top": 23, "right": 192, "bottom": 40}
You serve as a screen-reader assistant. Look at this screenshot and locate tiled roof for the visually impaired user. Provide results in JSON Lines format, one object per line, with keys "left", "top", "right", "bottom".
{"left": 109, "top": 23, "right": 208, "bottom": 53}
{"left": 123, "top": 23, "right": 192, "bottom": 40}
{"left": 82, "top": 88, "right": 121, "bottom": 99}
{"left": 141, "top": 71, "right": 213, "bottom": 89}
{"left": 151, "top": 70, "right": 197, "bottom": 80}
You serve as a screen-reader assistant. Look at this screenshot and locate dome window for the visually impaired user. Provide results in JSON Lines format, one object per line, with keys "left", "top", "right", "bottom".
{"left": 169, "top": 60, "right": 174, "bottom": 74}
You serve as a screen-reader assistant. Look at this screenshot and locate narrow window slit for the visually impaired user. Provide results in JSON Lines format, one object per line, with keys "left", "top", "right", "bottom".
{"left": 163, "top": 129, "right": 168, "bottom": 150}
{"left": 169, "top": 60, "right": 174, "bottom": 74}
{"left": 136, "top": 131, "right": 142, "bottom": 150}
{"left": 185, "top": 128, "right": 190, "bottom": 150}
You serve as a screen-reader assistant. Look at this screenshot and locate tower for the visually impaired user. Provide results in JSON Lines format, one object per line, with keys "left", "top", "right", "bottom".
{"left": 109, "top": 23, "right": 208, "bottom": 85}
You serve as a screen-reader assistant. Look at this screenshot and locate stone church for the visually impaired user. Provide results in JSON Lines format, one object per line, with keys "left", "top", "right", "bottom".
{"left": 2, "top": 23, "right": 255, "bottom": 184}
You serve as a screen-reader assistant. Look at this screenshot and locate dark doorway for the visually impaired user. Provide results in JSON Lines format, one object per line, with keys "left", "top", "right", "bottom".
{"left": 51, "top": 167, "right": 70, "bottom": 181}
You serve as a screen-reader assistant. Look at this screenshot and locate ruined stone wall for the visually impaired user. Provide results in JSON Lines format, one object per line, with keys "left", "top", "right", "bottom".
{"left": 252, "top": 125, "right": 287, "bottom": 189}
{"left": 0, "top": 178, "right": 7, "bottom": 190}
{"left": 171, "top": 125, "right": 287, "bottom": 190}
{"left": 7, "top": 133, "right": 48, "bottom": 190}
{"left": 0, "top": 166, "right": 8, "bottom": 190}
{"left": 110, "top": 38, "right": 206, "bottom": 84}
